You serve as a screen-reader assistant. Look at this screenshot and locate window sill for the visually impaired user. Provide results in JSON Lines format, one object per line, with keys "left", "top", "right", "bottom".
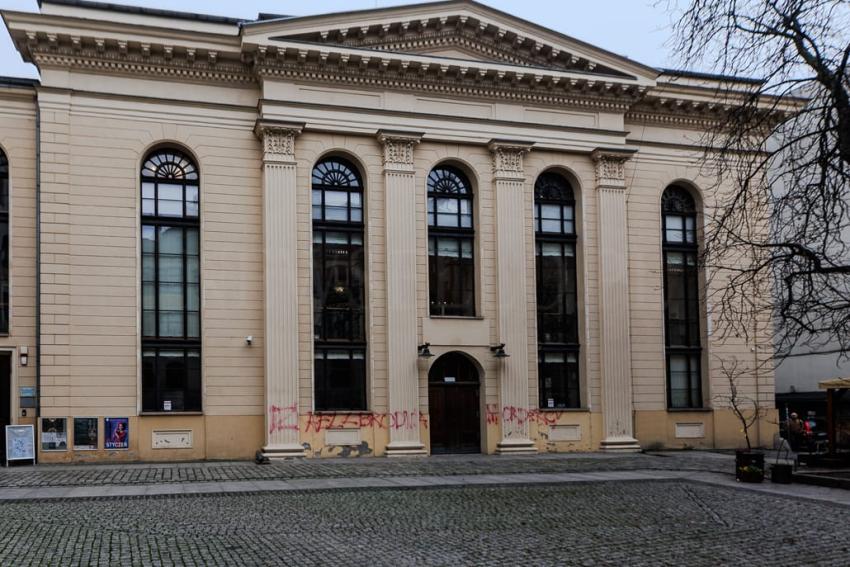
{"left": 537, "top": 408, "right": 589, "bottom": 413}
{"left": 666, "top": 408, "right": 713, "bottom": 413}
{"left": 429, "top": 315, "right": 485, "bottom": 321}
{"left": 140, "top": 412, "right": 204, "bottom": 417}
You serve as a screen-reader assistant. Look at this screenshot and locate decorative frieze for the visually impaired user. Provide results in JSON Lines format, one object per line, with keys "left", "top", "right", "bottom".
{"left": 489, "top": 140, "right": 534, "bottom": 180}
{"left": 377, "top": 130, "right": 423, "bottom": 173}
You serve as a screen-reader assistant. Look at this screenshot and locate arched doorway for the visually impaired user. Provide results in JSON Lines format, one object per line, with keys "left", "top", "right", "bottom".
{"left": 428, "top": 352, "right": 481, "bottom": 454}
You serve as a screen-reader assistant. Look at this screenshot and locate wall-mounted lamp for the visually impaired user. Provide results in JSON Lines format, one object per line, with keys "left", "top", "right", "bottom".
{"left": 490, "top": 343, "right": 509, "bottom": 358}
{"left": 19, "top": 346, "right": 28, "bottom": 367}
{"left": 245, "top": 336, "right": 253, "bottom": 346}
{"left": 418, "top": 343, "right": 434, "bottom": 358}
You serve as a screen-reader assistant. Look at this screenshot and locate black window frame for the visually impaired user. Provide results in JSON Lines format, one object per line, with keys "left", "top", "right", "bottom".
{"left": 0, "top": 150, "right": 8, "bottom": 335}
{"left": 312, "top": 157, "right": 368, "bottom": 412}
{"left": 662, "top": 185, "right": 703, "bottom": 410}
{"left": 427, "top": 165, "right": 476, "bottom": 317}
{"left": 140, "top": 148, "right": 202, "bottom": 413}
{"left": 534, "top": 171, "right": 581, "bottom": 410}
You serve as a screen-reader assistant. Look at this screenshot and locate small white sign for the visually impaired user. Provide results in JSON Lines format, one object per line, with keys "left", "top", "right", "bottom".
{"left": 547, "top": 398, "right": 555, "bottom": 408}
{"left": 5, "top": 425, "right": 35, "bottom": 465}
{"left": 163, "top": 400, "right": 172, "bottom": 411}
{"left": 444, "top": 377, "right": 456, "bottom": 383}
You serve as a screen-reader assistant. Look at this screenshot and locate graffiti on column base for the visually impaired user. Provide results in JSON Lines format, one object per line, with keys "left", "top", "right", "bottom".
{"left": 269, "top": 403, "right": 299, "bottom": 434}
{"left": 486, "top": 404, "right": 568, "bottom": 427}
{"left": 303, "top": 411, "right": 429, "bottom": 434}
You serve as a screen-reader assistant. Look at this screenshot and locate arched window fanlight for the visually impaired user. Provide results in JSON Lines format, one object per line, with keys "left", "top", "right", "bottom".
{"left": 662, "top": 185, "right": 696, "bottom": 214}
{"left": 141, "top": 150, "right": 199, "bottom": 181}
{"left": 534, "top": 172, "right": 575, "bottom": 236}
{"left": 534, "top": 171, "right": 574, "bottom": 202}
{"left": 428, "top": 167, "right": 471, "bottom": 195}
{"left": 312, "top": 159, "right": 361, "bottom": 188}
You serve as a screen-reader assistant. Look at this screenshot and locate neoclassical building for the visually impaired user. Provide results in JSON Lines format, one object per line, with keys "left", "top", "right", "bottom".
{"left": 0, "top": 0, "right": 777, "bottom": 462}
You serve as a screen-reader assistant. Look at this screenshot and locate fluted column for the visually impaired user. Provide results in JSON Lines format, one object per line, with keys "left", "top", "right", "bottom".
{"left": 256, "top": 121, "right": 305, "bottom": 458}
{"left": 379, "top": 131, "right": 428, "bottom": 457}
{"left": 592, "top": 148, "right": 641, "bottom": 452}
{"left": 490, "top": 140, "right": 537, "bottom": 454}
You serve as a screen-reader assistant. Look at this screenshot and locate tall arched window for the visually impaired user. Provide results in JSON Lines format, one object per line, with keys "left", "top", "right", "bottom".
{"left": 535, "top": 172, "right": 580, "bottom": 409}
{"left": 0, "top": 149, "right": 8, "bottom": 334}
{"left": 428, "top": 165, "right": 475, "bottom": 317}
{"left": 662, "top": 185, "right": 702, "bottom": 409}
{"left": 140, "top": 148, "right": 201, "bottom": 413}
{"left": 312, "top": 157, "right": 367, "bottom": 411}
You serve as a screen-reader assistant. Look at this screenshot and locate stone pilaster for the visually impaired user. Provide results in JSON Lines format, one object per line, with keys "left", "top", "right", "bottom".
{"left": 592, "top": 148, "right": 641, "bottom": 452}
{"left": 489, "top": 140, "right": 537, "bottom": 454}
{"left": 256, "top": 121, "right": 305, "bottom": 458}
{"left": 378, "top": 131, "right": 428, "bottom": 457}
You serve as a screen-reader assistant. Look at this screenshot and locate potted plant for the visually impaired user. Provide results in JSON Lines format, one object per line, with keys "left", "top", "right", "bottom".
{"left": 717, "top": 358, "right": 765, "bottom": 483}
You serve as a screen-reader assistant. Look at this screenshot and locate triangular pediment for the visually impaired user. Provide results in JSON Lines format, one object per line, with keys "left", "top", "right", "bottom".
{"left": 242, "top": 0, "right": 659, "bottom": 82}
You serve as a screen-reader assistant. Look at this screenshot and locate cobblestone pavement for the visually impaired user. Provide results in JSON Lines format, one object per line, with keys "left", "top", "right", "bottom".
{"left": 0, "top": 451, "right": 732, "bottom": 488}
{"left": 0, "top": 480, "right": 848, "bottom": 566}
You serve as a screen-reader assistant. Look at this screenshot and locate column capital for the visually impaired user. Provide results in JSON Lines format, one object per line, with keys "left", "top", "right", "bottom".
{"left": 377, "top": 130, "right": 423, "bottom": 173}
{"left": 591, "top": 148, "right": 636, "bottom": 189}
{"left": 488, "top": 139, "right": 534, "bottom": 181}
{"left": 255, "top": 120, "right": 304, "bottom": 164}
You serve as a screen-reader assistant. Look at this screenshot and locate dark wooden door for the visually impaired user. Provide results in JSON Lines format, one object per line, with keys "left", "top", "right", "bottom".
{"left": 0, "top": 353, "right": 10, "bottom": 464}
{"left": 428, "top": 353, "right": 481, "bottom": 454}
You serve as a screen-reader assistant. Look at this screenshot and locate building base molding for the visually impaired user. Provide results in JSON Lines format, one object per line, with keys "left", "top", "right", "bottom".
{"left": 599, "top": 437, "right": 642, "bottom": 453}
{"left": 385, "top": 442, "right": 428, "bottom": 457}
{"left": 262, "top": 443, "right": 306, "bottom": 459}
{"left": 496, "top": 438, "right": 538, "bottom": 455}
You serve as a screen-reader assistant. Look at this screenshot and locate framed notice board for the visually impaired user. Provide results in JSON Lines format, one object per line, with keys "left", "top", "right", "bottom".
{"left": 5, "top": 425, "right": 35, "bottom": 466}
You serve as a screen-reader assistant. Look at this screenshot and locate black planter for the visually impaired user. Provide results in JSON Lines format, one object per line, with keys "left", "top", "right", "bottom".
{"left": 735, "top": 450, "right": 765, "bottom": 483}
{"left": 770, "top": 463, "right": 793, "bottom": 484}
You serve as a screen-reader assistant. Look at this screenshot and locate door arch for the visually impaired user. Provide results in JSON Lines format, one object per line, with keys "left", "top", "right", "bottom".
{"left": 428, "top": 352, "right": 481, "bottom": 454}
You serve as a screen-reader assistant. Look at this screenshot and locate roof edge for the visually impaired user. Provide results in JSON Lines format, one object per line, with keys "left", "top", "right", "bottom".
{"left": 38, "top": 0, "right": 250, "bottom": 26}
{"left": 0, "top": 75, "right": 40, "bottom": 88}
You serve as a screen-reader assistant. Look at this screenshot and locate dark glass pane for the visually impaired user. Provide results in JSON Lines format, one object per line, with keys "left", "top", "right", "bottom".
{"left": 536, "top": 242, "right": 578, "bottom": 345}
{"left": 538, "top": 351, "right": 580, "bottom": 409}
{"left": 315, "top": 348, "right": 367, "bottom": 411}
{"left": 668, "top": 353, "right": 701, "bottom": 409}
{"left": 429, "top": 236, "right": 475, "bottom": 316}
{"left": 142, "top": 350, "right": 157, "bottom": 411}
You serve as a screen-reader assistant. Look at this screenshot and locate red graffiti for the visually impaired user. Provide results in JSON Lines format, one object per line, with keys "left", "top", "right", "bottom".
{"left": 389, "top": 410, "right": 429, "bottom": 431}
{"left": 269, "top": 403, "right": 299, "bottom": 434}
{"left": 302, "top": 411, "right": 429, "bottom": 433}
{"left": 485, "top": 404, "right": 567, "bottom": 427}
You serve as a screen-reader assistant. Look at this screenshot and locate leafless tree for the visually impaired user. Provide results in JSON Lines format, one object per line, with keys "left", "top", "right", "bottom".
{"left": 665, "top": 1, "right": 850, "bottom": 359}
{"left": 716, "top": 356, "right": 763, "bottom": 450}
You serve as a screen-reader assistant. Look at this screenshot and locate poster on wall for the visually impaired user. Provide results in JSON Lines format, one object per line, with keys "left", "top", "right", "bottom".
{"left": 104, "top": 418, "right": 129, "bottom": 450}
{"left": 40, "top": 418, "right": 68, "bottom": 451}
{"left": 73, "top": 417, "right": 99, "bottom": 451}
{"left": 5, "top": 425, "right": 35, "bottom": 465}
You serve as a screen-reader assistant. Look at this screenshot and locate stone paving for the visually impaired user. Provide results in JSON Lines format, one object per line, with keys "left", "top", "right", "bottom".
{"left": 0, "top": 451, "right": 732, "bottom": 488}
{"left": 1, "top": 480, "right": 849, "bottom": 566}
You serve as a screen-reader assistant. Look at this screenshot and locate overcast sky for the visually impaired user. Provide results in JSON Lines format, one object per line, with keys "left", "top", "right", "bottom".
{"left": 0, "top": 0, "right": 682, "bottom": 79}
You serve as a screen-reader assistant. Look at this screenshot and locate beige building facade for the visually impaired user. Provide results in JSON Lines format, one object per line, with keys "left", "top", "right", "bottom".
{"left": 0, "top": 0, "right": 777, "bottom": 463}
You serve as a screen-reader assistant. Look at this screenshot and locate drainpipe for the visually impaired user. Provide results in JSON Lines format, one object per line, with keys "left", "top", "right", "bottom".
{"left": 34, "top": 96, "right": 40, "bottom": 421}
